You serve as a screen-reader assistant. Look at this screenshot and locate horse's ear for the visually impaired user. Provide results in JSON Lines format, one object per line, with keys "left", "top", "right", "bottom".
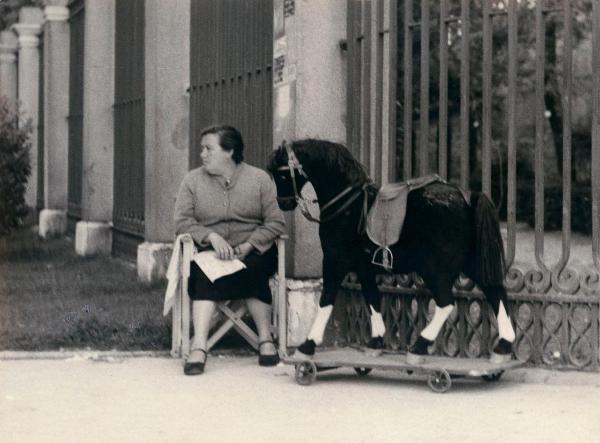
{"left": 279, "top": 140, "right": 287, "bottom": 151}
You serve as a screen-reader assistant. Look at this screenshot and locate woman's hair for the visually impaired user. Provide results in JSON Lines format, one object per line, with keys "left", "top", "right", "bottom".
{"left": 200, "top": 125, "right": 244, "bottom": 164}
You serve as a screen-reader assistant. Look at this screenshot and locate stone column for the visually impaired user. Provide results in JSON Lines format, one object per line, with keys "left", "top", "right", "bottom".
{"left": 12, "top": 8, "right": 43, "bottom": 214}
{"left": 74, "top": 0, "right": 115, "bottom": 257}
{"left": 272, "top": 0, "right": 347, "bottom": 344}
{"left": 137, "top": 0, "right": 190, "bottom": 283}
{"left": 39, "top": 1, "right": 70, "bottom": 238}
{"left": 0, "top": 30, "right": 18, "bottom": 110}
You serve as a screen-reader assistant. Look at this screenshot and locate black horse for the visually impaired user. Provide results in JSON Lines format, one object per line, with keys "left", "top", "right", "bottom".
{"left": 267, "top": 139, "right": 515, "bottom": 363}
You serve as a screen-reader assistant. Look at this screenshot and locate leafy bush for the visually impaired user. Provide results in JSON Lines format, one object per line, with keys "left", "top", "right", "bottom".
{"left": 0, "top": 99, "right": 32, "bottom": 236}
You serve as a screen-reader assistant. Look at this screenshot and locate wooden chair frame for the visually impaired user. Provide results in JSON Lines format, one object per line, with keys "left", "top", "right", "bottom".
{"left": 170, "top": 234, "right": 287, "bottom": 358}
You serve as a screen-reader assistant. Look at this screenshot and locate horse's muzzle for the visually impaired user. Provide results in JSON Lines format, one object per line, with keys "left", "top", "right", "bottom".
{"left": 276, "top": 196, "right": 297, "bottom": 211}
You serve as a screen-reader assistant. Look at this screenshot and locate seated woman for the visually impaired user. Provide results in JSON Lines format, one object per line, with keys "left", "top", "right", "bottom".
{"left": 174, "top": 125, "right": 286, "bottom": 376}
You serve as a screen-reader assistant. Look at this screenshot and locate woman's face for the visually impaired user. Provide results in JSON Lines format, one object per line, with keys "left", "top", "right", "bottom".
{"left": 200, "top": 133, "right": 234, "bottom": 175}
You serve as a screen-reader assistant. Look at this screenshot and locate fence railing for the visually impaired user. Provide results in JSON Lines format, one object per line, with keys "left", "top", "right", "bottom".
{"left": 345, "top": 0, "right": 600, "bottom": 369}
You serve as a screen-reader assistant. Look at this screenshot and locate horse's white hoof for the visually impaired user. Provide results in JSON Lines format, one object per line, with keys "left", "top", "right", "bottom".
{"left": 490, "top": 352, "right": 512, "bottom": 364}
{"left": 406, "top": 352, "right": 425, "bottom": 365}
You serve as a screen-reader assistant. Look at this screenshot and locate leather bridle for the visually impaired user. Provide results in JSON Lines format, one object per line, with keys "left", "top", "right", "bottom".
{"left": 276, "top": 142, "right": 370, "bottom": 228}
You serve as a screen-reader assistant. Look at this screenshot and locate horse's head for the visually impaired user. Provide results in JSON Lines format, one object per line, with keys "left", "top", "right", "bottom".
{"left": 267, "top": 141, "right": 309, "bottom": 211}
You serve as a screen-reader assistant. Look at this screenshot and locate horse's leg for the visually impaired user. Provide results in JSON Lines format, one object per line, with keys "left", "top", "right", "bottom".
{"left": 407, "top": 274, "right": 455, "bottom": 364}
{"left": 294, "top": 258, "right": 345, "bottom": 358}
{"left": 356, "top": 261, "right": 385, "bottom": 355}
{"left": 481, "top": 284, "right": 515, "bottom": 363}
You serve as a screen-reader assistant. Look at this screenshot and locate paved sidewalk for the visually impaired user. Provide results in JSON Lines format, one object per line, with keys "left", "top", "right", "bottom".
{"left": 1, "top": 352, "right": 599, "bottom": 443}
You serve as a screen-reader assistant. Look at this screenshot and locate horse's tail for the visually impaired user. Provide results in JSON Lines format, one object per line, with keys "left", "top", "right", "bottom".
{"left": 471, "top": 192, "right": 506, "bottom": 286}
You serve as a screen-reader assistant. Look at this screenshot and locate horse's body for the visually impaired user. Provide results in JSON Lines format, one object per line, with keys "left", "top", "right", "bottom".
{"left": 268, "top": 139, "right": 515, "bottom": 362}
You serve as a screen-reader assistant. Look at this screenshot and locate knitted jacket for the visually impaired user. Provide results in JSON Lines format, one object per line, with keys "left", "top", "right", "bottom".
{"left": 174, "top": 162, "right": 285, "bottom": 253}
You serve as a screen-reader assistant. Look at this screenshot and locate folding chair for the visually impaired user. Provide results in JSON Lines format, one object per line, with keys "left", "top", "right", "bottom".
{"left": 170, "top": 234, "right": 287, "bottom": 358}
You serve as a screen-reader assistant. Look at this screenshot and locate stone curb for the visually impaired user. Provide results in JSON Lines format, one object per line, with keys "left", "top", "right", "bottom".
{"left": 502, "top": 367, "right": 600, "bottom": 386}
{"left": 0, "top": 350, "right": 172, "bottom": 360}
{"left": 1, "top": 351, "right": 599, "bottom": 387}
{"left": 0, "top": 348, "right": 256, "bottom": 361}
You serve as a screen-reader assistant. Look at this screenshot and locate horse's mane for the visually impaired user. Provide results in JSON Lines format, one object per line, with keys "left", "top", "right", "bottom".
{"left": 288, "top": 139, "right": 369, "bottom": 185}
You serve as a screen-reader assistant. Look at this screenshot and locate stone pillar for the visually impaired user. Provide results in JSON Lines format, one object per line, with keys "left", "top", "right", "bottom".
{"left": 138, "top": 0, "right": 190, "bottom": 282}
{"left": 12, "top": 8, "right": 43, "bottom": 214}
{"left": 273, "top": 0, "right": 347, "bottom": 345}
{"left": 0, "top": 30, "right": 18, "bottom": 109}
{"left": 39, "top": 1, "right": 70, "bottom": 239}
{"left": 75, "top": 0, "right": 115, "bottom": 257}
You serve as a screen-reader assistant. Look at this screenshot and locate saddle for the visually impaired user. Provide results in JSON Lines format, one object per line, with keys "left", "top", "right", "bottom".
{"left": 366, "top": 174, "right": 469, "bottom": 270}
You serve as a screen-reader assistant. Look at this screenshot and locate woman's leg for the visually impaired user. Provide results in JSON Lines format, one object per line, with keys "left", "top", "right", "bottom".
{"left": 188, "top": 300, "right": 217, "bottom": 362}
{"left": 246, "top": 297, "right": 277, "bottom": 355}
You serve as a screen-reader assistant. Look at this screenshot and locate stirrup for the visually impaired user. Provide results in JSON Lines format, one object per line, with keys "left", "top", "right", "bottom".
{"left": 371, "top": 246, "right": 394, "bottom": 270}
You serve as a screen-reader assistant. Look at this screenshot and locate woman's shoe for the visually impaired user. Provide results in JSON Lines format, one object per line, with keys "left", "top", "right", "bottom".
{"left": 258, "top": 340, "right": 280, "bottom": 366}
{"left": 184, "top": 348, "right": 207, "bottom": 375}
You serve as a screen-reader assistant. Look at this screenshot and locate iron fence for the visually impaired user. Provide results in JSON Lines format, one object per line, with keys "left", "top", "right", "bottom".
{"left": 347, "top": 0, "right": 397, "bottom": 185}
{"left": 345, "top": 0, "right": 600, "bottom": 369}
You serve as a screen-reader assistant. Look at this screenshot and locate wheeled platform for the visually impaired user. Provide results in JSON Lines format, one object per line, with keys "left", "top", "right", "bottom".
{"left": 284, "top": 348, "right": 523, "bottom": 393}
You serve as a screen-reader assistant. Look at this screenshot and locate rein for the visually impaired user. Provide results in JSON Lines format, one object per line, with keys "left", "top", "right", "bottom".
{"left": 277, "top": 143, "right": 370, "bottom": 230}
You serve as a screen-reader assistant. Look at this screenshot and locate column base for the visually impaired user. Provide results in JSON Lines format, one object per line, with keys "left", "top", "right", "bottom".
{"left": 137, "top": 241, "right": 173, "bottom": 284}
{"left": 75, "top": 221, "right": 111, "bottom": 256}
{"left": 38, "top": 209, "right": 67, "bottom": 239}
{"left": 286, "top": 278, "right": 323, "bottom": 346}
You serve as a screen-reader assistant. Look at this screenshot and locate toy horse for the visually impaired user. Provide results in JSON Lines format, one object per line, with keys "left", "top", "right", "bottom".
{"left": 267, "top": 139, "right": 515, "bottom": 364}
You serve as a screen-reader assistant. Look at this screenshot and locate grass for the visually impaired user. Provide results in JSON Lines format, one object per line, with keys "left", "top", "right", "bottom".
{"left": 0, "top": 227, "right": 171, "bottom": 351}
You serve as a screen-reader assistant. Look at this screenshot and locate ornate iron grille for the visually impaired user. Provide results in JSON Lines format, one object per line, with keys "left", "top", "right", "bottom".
{"left": 113, "top": 0, "right": 145, "bottom": 255}
{"left": 189, "top": 0, "right": 273, "bottom": 170}
{"left": 345, "top": 0, "right": 600, "bottom": 370}
{"left": 67, "top": 0, "right": 84, "bottom": 230}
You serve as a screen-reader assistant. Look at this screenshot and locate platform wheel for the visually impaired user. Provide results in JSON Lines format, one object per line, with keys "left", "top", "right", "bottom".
{"left": 295, "top": 361, "right": 318, "bottom": 386}
{"left": 427, "top": 369, "right": 452, "bottom": 393}
{"left": 482, "top": 370, "right": 504, "bottom": 382}
{"left": 354, "top": 367, "right": 372, "bottom": 376}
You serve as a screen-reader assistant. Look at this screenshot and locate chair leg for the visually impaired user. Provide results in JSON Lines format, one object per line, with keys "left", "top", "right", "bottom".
{"left": 206, "top": 302, "right": 259, "bottom": 351}
{"left": 276, "top": 238, "right": 287, "bottom": 357}
{"left": 181, "top": 291, "right": 191, "bottom": 357}
{"left": 171, "top": 288, "right": 183, "bottom": 358}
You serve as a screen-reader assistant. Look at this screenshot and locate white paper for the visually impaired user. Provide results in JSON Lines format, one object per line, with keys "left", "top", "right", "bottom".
{"left": 193, "top": 251, "right": 246, "bottom": 283}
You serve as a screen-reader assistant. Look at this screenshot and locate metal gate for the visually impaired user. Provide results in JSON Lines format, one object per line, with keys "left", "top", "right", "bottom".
{"left": 67, "top": 0, "right": 84, "bottom": 233}
{"left": 37, "top": 32, "right": 44, "bottom": 212}
{"left": 189, "top": 0, "right": 273, "bottom": 170}
{"left": 113, "top": 0, "right": 145, "bottom": 256}
{"left": 345, "top": 0, "right": 600, "bottom": 370}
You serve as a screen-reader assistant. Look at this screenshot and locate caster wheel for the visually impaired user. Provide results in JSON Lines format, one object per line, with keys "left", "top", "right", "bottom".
{"left": 354, "top": 367, "right": 372, "bottom": 376}
{"left": 482, "top": 370, "right": 504, "bottom": 382}
{"left": 295, "top": 361, "right": 318, "bottom": 385}
{"left": 427, "top": 369, "right": 452, "bottom": 393}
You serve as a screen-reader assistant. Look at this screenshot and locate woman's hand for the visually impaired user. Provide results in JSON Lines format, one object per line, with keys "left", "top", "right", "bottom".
{"left": 207, "top": 233, "right": 235, "bottom": 260}
{"left": 234, "top": 242, "right": 254, "bottom": 260}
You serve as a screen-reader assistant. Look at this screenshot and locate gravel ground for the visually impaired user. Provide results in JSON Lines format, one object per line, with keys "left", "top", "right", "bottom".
{"left": 1, "top": 352, "right": 599, "bottom": 443}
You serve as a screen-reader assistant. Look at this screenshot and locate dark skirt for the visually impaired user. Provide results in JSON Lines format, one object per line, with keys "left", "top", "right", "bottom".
{"left": 187, "top": 245, "right": 278, "bottom": 304}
